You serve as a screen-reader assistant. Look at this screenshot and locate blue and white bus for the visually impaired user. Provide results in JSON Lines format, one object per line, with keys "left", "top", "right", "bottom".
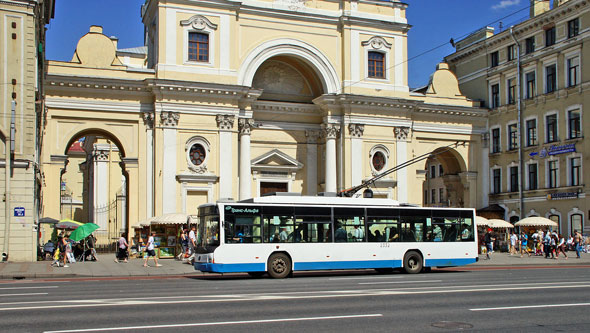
{"left": 194, "top": 194, "right": 477, "bottom": 278}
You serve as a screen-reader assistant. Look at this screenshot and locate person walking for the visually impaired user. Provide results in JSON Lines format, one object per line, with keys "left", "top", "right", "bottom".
{"left": 509, "top": 232, "right": 518, "bottom": 255}
{"left": 115, "top": 233, "right": 129, "bottom": 263}
{"left": 574, "top": 230, "right": 583, "bottom": 258}
{"left": 177, "top": 229, "right": 188, "bottom": 260}
{"left": 187, "top": 226, "right": 197, "bottom": 264}
{"left": 484, "top": 229, "right": 494, "bottom": 260}
{"left": 520, "top": 232, "right": 531, "bottom": 257}
{"left": 555, "top": 234, "right": 568, "bottom": 259}
{"left": 143, "top": 231, "right": 162, "bottom": 267}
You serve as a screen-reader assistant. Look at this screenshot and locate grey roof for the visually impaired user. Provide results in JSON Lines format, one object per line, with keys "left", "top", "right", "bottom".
{"left": 117, "top": 46, "right": 147, "bottom": 55}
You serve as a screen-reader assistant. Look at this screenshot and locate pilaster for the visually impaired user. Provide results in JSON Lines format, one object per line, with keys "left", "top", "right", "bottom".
{"left": 217, "top": 114, "right": 235, "bottom": 199}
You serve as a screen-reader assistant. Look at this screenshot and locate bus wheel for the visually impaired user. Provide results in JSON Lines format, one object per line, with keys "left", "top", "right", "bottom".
{"left": 247, "top": 272, "right": 266, "bottom": 278}
{"left": 403, "top": 251, "right": 423, "bottom": 274}
{"left": 267, "top": 253, "right": 291, "bottom": 279}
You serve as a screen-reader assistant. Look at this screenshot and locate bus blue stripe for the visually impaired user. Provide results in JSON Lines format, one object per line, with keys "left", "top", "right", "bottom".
{"left": 425, "top": 258, "right": 476, "bottom": 267}
{"left": 195, "top": 263, "right": 265, "bottom": 273}
{"left": 294, "top": 260, "right": 401, "bottom": 271}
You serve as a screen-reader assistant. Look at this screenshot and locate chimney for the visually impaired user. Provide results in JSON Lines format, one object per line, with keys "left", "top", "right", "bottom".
{"left": 110, "top": 36, "right": 119, "bottom": 50}
{"left": 530, "top": 0, "right": 551, "bottom": 18}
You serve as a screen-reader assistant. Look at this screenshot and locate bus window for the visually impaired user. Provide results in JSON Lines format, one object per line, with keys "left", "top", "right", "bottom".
{"left": 400, "top": 217, "right": 427, "bottom": 242}
{"left": 263, "top": 215, "right": 294, "bottom": 243}
{"left": 460, "top": 217, "right": 474, "bottom": 241}
{"left": 225, "top": 215, "right": 262, "bottom": 243}
{"left": 367, "top": 218, "right": 399, "bottom": 242}
{"left": 334, "top": 208, "right": 366, "bottom": 242}
{"left": 294, "top": 216, "right": 331, "bottom": 242}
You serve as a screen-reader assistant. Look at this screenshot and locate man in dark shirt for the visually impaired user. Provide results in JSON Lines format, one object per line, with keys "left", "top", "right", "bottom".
{"left": 484, "top": 229, "right": 495, "bottom": 260}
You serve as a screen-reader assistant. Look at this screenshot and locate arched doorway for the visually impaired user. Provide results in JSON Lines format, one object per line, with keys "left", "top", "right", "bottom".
{"left": 422, "top": 147, "right": 466, "bottom": 207}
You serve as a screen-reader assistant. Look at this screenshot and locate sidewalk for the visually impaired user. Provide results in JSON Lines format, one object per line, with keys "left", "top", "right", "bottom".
{"left": 0, "top": 252, "right": 588, "bottom": 280}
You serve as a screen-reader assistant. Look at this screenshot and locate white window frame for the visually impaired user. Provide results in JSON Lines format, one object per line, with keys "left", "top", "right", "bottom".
{"left": 563, "top": 48, "right": 581, "bottom": 88}
{"left": 490, "top": 125, "right": 502, "bottom": 153}
{"left": 542, "top": 61, "right": 558, "bottom": 94}
{"left": 181, "top": 14, "right": 217, "bottom": 67}
{"left": 567, "top": 207, "right": 584, "bottom": 236}
{"left": 523, "top": 67, "right": 537, "bottom": 99}
{"left": 506, "top": 121, "right": 518, "bottom": 151}
{"left": 565, "top": 104, "right": 582, "bottom": 139}
{"left": 369, "top": 145, "right": 390, "bottom": 175}
{"left": 362, "top": 36, "right": 392, "bottom": 82}
{"left": 546, "top": 156, "right": 560, "bottom": 189}
{"left": 185, "top": 136, "right": 211, "bottom": 173}
{"left": 544, "top": 110, "right": 559, "bottom": 143}
{"left": 566, "top": 153, "right": 582, "bottom": 187}
{"left": 525, "top": 160, "right": 539, "bottom": 191}
{"left": 505, "top": 76, "right": 516, "bottom": 105}
{"left": 545, "top": 208, "right": 562, "bottom": 232}
{"left": 491, "top": 165, "right": 502, "bottom": 194}
{"left": 507, "top": 162, "right": 519, "bottom": 193}
{"left": 524, "top": 115, "right": 538, "bottom": 147}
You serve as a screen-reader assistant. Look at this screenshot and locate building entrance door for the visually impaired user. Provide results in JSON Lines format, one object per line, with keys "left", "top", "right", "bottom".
{"left": 260, "top": 182, "right": 288, "bottom": 196}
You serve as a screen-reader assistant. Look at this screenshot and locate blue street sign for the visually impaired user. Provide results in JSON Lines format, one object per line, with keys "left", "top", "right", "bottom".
{"left": 14, "top": 207, "right": 25, "bottom": 217}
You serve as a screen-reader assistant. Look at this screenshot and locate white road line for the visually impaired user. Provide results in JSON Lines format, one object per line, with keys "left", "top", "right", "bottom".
{"left": 0, "top": 286, "right": 58, "bottom": 290}
{"left": 358, "top": 280, "right": 442, "bottom": 285}
{"left": 329, "top": 276, "right": 404, "bottom": 281}
{"left": 43, "top": 314, "right": 384, "bottom": 332}
{"left": 0, "top": 293, "right": 48, "bottom": 297}
{"left": 471, "top": 303, "right": 590, "bottom": 311}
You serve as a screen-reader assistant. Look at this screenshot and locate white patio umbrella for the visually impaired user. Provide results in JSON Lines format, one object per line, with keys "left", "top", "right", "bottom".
{"left": 488, "top": 219, "right": 514, "bottom": 229}
{"left": 514, "top": 216, "right": 559, "bottom": 228}
{"left": 151, "top": 213, "right": 190, "bottom": 224}
{"left": 475, "top": 216, "right": 490, "bottom": 227}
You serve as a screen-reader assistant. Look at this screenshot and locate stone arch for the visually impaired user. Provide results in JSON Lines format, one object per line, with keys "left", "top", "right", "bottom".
{"left": 422, "top": 146, "right": 468, "bottom": 207}
{"left": 238, "top": 38, "right": 341, "bottom": 94}
{"left": 60, "top": 127, "right": 129, "bottom": 158}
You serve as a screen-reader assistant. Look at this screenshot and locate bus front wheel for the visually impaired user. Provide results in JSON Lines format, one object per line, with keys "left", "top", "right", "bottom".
{"left": 267, "top": 253, "right": 291, "bottom": 279}
{"left": 403, "top": 251, "right": 423, "bottom": 274}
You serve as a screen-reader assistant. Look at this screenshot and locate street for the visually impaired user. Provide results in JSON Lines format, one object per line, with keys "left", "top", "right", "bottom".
{"left": 0, "top": 267, "right": 589, "bottom": 332}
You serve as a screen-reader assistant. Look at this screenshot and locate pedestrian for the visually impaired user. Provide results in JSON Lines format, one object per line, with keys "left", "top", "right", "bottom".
{"left": 143, "top": 231, "right": 161, "bottom": 267}
{"left": 177, "top": 229, "right": 188, "bottom": 260}
{"left": 509, "top": 232, "right": 518, "bottom": 255}
{"left": 63, "top": 235, "right": 73, "bottom": 267}
{"left": 187, "top": 225, "right": 197, "bottom": 264}
{"left": 544, "top": 230, "right": 552, "bottom": 258}
{"left": 115, "top": 232, "right": 128, "bottom": 263}
{"left": 520, "top": 232, "right": 531, "bottom": 257}
{"left": 87, "top": 234, "right": 98, "bottom": 261}
{"left": 555, "top": 234, "right": 568, "bottom": 259}
{"left": 574, "top": 230, "right": 583, "bottom": 258}
{"left": 484, "top": 229, "right": 494, "bottom": 260}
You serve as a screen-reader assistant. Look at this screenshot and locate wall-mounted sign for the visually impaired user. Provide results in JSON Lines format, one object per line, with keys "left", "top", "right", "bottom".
{"left": 530, "top": 144, "right": 576, "bottom": 158}
{"left": 547, "top": 192, "right": 579, "bottom": 200}
{"left": 14, "top": 207, "right": 25, "bottom": 217}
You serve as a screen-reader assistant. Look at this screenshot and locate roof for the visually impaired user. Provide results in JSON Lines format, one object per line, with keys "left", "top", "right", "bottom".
{"left": 117, "top": 46, "right": 147, "bottom": 55}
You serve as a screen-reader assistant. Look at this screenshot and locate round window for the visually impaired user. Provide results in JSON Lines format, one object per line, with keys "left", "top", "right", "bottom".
{"left": 372, "top": 151, "right": 385, "bottom": 171}
{"left": 189, "top": 144, "right": 206, "bottom": 166}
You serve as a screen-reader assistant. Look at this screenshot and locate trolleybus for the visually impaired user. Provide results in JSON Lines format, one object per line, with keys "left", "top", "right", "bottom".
{"left": 194, "top": 194, "right": 477, "bottom": 278}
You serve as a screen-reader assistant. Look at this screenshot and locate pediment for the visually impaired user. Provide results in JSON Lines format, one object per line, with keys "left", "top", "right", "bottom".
{"left": 251, "top": 149, "right": 303, "bottom": 171}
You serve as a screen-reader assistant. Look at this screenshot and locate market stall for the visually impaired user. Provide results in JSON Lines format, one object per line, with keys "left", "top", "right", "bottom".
{"left": 149, "top": 213, "right": 189, "bottom": 259}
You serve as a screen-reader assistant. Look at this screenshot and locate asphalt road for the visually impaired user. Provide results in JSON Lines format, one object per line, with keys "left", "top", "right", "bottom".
{"left": 1, "top": 267, "right": 590, "bottom": 332}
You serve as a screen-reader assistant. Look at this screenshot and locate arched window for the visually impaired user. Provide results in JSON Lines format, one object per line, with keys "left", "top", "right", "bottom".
{"left": 549, "top": 214, "right": 560, "bottom": 231}
{"left": 571, "top": 214, "right": 583, "bottom": 234}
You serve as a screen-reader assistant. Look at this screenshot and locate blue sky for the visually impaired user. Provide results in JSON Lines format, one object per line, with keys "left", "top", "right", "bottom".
{"left": 46, "top": 0, "right": 532, "bottom": 88}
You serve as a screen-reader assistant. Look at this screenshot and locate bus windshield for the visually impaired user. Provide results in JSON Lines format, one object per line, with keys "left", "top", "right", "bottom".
{"left": 198, "top": 206, "right": 220, "bottom": 252}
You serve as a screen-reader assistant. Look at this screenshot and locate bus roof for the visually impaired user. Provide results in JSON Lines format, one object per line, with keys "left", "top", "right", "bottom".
{"left": 238, "top": 195, "right": 401, "bottom": 206}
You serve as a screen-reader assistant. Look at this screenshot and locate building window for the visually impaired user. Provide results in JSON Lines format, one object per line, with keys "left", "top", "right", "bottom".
{"left": 508, "top": 123, "right": 518, "bottom": 150}
{"left": 568, "top": 18, "right": 579, "bottom": 38}
{"left": 571, "top": 214, "right": 583, "bottom": 234}
{"left": 189, "top": 143, "right": 206, "bottom": 166}
{"left": 548, "top": 160, "right": 558, "bottom": 188}
{"left": 431, "top": 189, "right": 436, "bottom": 204}
{"left": 525, "top": 71, "right": 535, "bottom": 99}
{"left": 185, "top": 136, "right": 211, "bottom": 173}
{"left": 508, "top": 78, "right": 516, "bottom": 104}
{"left": 546, "top": 114, "right": 558, "bottom": 143}
{"left": 526, "top": 119, "right": 537, "bottom": 147}
{"left": 430, "top": 165, "right": 436, "bottom": 179}
{"left": 510, "top": 166, "right": 519, "bottom": 192}
{"left": 545, "top": 27, "right": 556, "bottom": 46}
{"left": 549, "top": 215, "right": 560, "bottom": 230}
{"left": 525, "top": 36, "right": 535, "bottom": 54}
{"left": 439, "top": 188, "right": 444, "bottom": 204}
{"left": 507, "top": 44, "right": 516, "bottom": 61}
{"left": 568, "top": 109, "right": 581, "bottom": 139}
{"left": 570, "top": 157, "right": 581, "bottom": 186}
{"left": 368, "top": 51, "right": 385, "bottom": 78}
{"left": 491, "top": 128, "right": 501, "bottom": 153}
{"left": 490, "top": 51, "right": 499, "bottom": 68}
{"left": 528, "top": 164, "right": 538, "bottom": 190}
{"left": 188, "top": 32, "right": 209, "bottom": 62}
{"left": 372, "top": 151, "right": 386, "bottom": 172}
{"left": 567, "top": 56, "right": 580, "bottom": 88}
{"left": 545, "top": 64, "right": 556, "bottom": 93}
{"left": 439, "top": 165, "right": 444, "bottom": 177}
{"left": 492, "top": 169, "right": 501, "bottom": 194}
{"left": 491, "top": 84, "right": 500, "bottom": 108}
{"left": 424, "top": 190, "right": 428, "bottom": 205}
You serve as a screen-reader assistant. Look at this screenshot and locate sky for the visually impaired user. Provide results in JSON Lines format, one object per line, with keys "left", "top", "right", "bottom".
{"left": 45, "top": 0, "right": 532, "bottom": 89}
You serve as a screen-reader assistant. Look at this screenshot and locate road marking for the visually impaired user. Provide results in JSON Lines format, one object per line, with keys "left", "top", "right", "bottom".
{"left": 43, "top": 314, "right": 384, "bottom": 332}
{"left": 0, "top": 286, "right": 58, "bottom": 290}
{"left": 0, "top": 293, "right": 48, "bottom": 297}
{"left": 329, "top": 276, "right": 404, "bottom": 281}
{"left": 471, "top": 303, "right": 590, "bottom": 311}
{"left": 358, "top": 280, "right": 442, "bottom": 285}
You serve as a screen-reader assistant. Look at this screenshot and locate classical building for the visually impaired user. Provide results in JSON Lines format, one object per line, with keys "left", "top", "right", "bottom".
{"left": 40, "top": 0, "right": 488, "bottom": 255}
{"left": 0, "top": 0, "right": 54, "bottom": 262}
{"left": 445, "top": 0, "right": 589, "bottom": 235}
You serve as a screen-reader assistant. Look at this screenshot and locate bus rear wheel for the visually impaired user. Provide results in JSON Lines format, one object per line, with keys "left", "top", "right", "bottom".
{"left": 403, "top": 251, "right": 423, "bottom": 274}
{"left": 267, "top": 253, "right": 291, "bottom": 279}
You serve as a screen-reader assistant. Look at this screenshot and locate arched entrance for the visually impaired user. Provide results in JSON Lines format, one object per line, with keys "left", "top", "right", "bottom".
{"left": 422, "top": 147, "right": 467, "bottom": 207}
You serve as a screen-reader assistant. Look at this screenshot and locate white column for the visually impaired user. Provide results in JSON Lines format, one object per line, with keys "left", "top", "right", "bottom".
{"left": 322, "top": 124, "right": 340, "bottom": 193}
{"left": 395, "top": 127, "right": 410, "bottom": 203}
{"left": 217, "top": 115, "right": 235, "bottom": 199}
{"left": 93, "top": 150, "right": 109, "bottom": 230}
{"left": 143, "top": 112, "right": 154, "bottom": 217}
{"left": 161, "top": 112, "right": 179, "bottom": 214}
{"left": 349, "top": 124, "right": 364, "bottom": 187}
{"left": 305, "top": 130, "right": 320, "bottom": 195}
{"left": 239, "top": 118, "right": 254, "bottom": 200}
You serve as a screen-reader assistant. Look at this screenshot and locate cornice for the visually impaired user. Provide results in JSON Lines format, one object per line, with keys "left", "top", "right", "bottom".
{"left": 146, "top": 79, "right": 262, "bottom": 101}
{"left": 46, "top": 74, "right": 149, "bottom": 93}
{"left": 252, "top": 101, "right": 319, "bottom": 115}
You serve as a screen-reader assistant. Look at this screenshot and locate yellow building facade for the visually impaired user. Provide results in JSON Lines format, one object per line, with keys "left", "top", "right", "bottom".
{"left": 41, "top": 0, "right": 488, "bottom": 253}
{"left": 0, "top": 0, "right": 54, "bottom": 262}
{"left": 445, "top": 0, "right": 590, "bottom": 235}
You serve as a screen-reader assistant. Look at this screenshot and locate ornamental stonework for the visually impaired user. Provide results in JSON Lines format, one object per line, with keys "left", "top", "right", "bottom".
{"left": 160, "top": 111, "right": 180, "bottom": 127}
{"left": 216, "top": 114, "right": 235, "bottom": 130}
{"left": 348, "top": 124, "right": 364, "bottom": 138}
{"left": 141, "top": 111, "right": 155, "bottom": 129}
{"left": 238, "top": 118, "right": 255, "bottom": 136}
{"left": 394, "top": 126, "right": 410, "bottom": 141}
{"left": 321, "top": 124, "right": 340, "bottom": 139}
{"left": 305, "top": 130, "right": 321, "bottom": 143}
{"left": 179, "top": 15, "right": 218, "bottom": 31}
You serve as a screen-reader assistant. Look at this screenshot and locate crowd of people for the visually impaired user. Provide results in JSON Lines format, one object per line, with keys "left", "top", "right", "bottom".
{"left": 482, "top": 228, "right": 588, "bottom": 260}
{"left": 45, "top": 233, "right": 98, "bottom": 267}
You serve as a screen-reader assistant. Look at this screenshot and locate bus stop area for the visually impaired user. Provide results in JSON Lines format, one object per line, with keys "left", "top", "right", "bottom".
{"left": 0, "top": 252, "right": 589, "bottom": 280}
